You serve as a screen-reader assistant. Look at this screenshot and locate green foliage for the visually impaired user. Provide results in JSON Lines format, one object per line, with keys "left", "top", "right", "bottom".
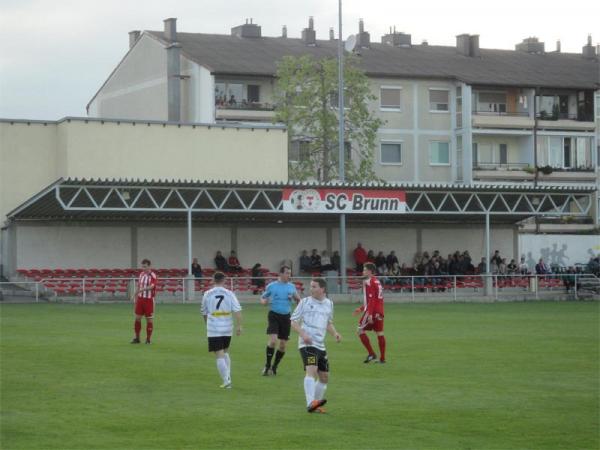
{"left": 274, "top": 55, "right": 383, "bottom": 182}
{"left": 1, "top": 302, "right": 598, "bottom": 449}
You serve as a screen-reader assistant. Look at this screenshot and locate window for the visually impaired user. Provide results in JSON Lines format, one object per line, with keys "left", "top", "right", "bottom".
{"left": 247, "top": 85, "right": 260, "bottom": 103}
{"left": 380, "top": 87, "right": 402, "bottom": 110}
{"left": 380, "top": 142, "right": 402, "bottom": 164}
{"left": 289, "top": 140, "right": 311, "bottom": 162}
{"left": 472, "top": 142, "right": 478, "bottom": 167}
{"left": 499, "top": 144, "right": 508, "bottom": 165}
{"left": 429, "top": 89, "right": 449, "bottom": 112}
{"left": 429, "top": 141, "right": 450, "bottom": 165}
{"left": 477, "top": 91, "right": 506, "bottom": 113}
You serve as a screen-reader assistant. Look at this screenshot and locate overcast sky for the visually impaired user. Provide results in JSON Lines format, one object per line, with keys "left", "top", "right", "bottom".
{"left": 1, "top": 0, "right": 598, "bottom": 120}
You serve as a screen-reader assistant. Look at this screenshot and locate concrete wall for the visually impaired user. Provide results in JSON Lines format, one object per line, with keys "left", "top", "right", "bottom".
{"left": 518, "top": 233, "right": 600, "bottom": 268}
{"left": 0, "top": 122, "right": 59, "bottom": 225}
{"left": 88, "top": 34, "right": 168, "bottom": 120}
{"left": 11, "top": 222, "right": 516, "bottom": 275}
{"left": 0, "top": 119, "right": 287, "bottom": 224}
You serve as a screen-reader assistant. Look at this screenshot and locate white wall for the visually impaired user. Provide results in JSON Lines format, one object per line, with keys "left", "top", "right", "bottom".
{"left": 16, "top": 225, "right": 131, "bottom": 268}
{"left": 518, "top": 234, "right": 600, "bottom": 268}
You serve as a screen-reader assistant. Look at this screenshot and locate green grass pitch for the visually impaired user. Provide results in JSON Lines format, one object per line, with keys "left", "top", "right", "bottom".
{"left": 1, "top": 301, "right": 598, "bottom": 449}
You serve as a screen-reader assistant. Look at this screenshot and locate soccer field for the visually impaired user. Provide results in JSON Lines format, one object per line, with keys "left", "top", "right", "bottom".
{"left": 1, "top": 302, "right": 598, "bottom": 450}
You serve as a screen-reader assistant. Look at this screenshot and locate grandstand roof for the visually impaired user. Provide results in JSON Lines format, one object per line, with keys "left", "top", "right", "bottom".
{"left": 6, "top": 178, "right": 596, "bottom": 225}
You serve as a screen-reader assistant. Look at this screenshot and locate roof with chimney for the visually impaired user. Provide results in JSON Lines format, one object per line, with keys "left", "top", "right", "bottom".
{"left": 144, "top": 28, "right": 599, "bottom": 90}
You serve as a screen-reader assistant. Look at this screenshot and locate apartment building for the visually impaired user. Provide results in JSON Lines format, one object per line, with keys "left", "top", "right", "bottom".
{"left": 87, "top": 18, "right": 599, "bottom": 189}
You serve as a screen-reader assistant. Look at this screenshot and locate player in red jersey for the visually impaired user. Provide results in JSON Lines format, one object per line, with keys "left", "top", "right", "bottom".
{"left": 131, "top": 259, "right": 157, "bottom": 344}
{"left": 353, "top": 262, "right": 386, "bottom": 363}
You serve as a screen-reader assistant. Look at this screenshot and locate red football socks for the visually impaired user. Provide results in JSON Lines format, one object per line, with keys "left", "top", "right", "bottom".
{"left": 146, "top": 322, "right": 153, "bottom": 341}
{"left": 134, "top": 320, "right": 141, "bottom": 339}
{"left": 359, "top": 334, "right": 376, "bottom": 356}
{"left": 377, "top": 335, "right": 386, "bottom": 362}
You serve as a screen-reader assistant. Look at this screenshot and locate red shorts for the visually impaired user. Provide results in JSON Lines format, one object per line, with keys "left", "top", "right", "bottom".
{"left": 359, "top": 313, "right": 384, "bottom": 332}
{"left": 135, "top": 297, "right": 154, "bottom": 317}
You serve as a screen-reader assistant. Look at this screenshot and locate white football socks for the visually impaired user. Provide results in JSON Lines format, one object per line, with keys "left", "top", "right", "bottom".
{"left": 217, "top": 357, "right": 229, "bottom": 383}
{"left": 314, "top": 381, "right": 327, "bottom": 400}
{"left": 304, "top": 376, "right": 316, "bottom": 406}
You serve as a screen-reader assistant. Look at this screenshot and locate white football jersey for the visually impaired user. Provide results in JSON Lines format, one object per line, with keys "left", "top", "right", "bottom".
{"left": 201, "top": 286, "right": 242, "bottom": 337}
{"left": 290, "top": 296, "right": 334, "bottom": 351}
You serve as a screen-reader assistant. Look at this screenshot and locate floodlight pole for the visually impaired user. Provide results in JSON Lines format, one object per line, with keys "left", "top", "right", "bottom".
{"left": 338, "top": 0, "right": 347, "bottom": 293}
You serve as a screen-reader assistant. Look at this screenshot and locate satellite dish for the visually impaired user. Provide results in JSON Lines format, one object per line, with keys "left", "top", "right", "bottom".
{"left": 344, "top": 34, "right": 357, "bottom": 52}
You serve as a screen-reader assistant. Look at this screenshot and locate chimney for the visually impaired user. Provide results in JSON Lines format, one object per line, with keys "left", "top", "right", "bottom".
{"left": 469, "top": 34, "right": 480, "bottom": 57}
{"left": 555, "top": 40, "right": 561, "bottom": 52}
{"left": 381, "top": 28, "right": 411, "bottom": 47}
{"left": 129, "top": 30, "right": 140, "bottom": 49}
{"left": 582, "top": 34, "right": 596, "bottom": 59}
{"left": 166, "top": 42, "right": 182, "bottom": 122}
{"left": 231, "top": 19, "right": 262, "bottom": 38}
{"left": 329, "top": 27, "right": 335, "bottom": 41}
{"left": 515, "top": 37, "right": 545, "bottom": 54}
{"left": 301, "top": 16, "right": 316, "bottom": 45}
{"left": 282, "top": 25, "right": 287, "bottom": 38}
{"left": 356, "top": 18, "right": 370, "bottom": 48}
{"left": 456, "top": 34, "right": 470, "bottom": 56}
{"left": 163, "top": 18, "right": 177, "bottom": 41}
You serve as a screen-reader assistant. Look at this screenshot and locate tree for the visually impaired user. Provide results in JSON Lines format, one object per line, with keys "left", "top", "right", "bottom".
{"left": 274, "top": 55, "right": 383, "bottom": 182}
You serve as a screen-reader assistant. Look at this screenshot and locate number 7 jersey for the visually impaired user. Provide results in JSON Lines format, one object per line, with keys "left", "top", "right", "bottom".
{"left": 201, "top": 286, "right": 242, "bottom": 337}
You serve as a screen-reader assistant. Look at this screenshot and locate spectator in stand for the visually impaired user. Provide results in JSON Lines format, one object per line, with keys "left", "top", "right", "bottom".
{"left": 385, "top": 262, "right": 401, "bottom": 287}
{"left": 507, "top": 259, "right": 517, "bottom": 275}
{"left": 374, "top": 251, "right": 387, "bottom": 275}
{"left": 228, "top": 251, "right": 243, "bottom": 273}
{"left": 563, "top": 267, "right": 577, "bottom": 293}
{"left": 331, "top": 251, "right": 341, "bottom": 273}
{"left": 518, "top": 256, "right": 529, "bottom": 275}
{"left": 535, "top": 258, "right": 550, "bottom": 275}
{"left": 310, "top": 249, "right": 322, "bottom": 273}
{"left": 385, "top": 251, "right": 399, "bottom": 270}
{"left": 491, "top": 250, "right": 502, "bottom": 267}
{"left": 251, "top": 263, "right": 265, "bottom": 294}
{"left": 366, "top": 250, "right": 376, "bottom": 264}
{"left": 497, "top": 258, "right": 508, "bottom": 275}
{"left": 430, "top": 261, "right": 444, "bottom": 291}
{"left": 191, "top": 258, "right": 203, "bottom": 279}
{"left": 299, "top": 250, "right": 312, "bottom": 273}
{"left": 421, "top": 251, "right": 431, "bottom": 267}
{"left": 214, "top": 251, "right": 229, "bottom": 272}
{"left": 463, "top": 251, "right": 474, "bottom": 273}
{"left": 353, "top": 243, "right": 367, "bottom": 273}
{"left": 588, "top": 256, "right": 600, "bottom": 276}
{"left": 320, "top": 251, "right": 335, "bottom": 272}
{"left": 477, "top": 257, "right": 487, "bottom": 274}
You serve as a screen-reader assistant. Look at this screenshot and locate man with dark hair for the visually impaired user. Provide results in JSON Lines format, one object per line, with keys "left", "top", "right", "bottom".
{"left": 260, "top": 266, "right": 301, "bottom": 375}
{"left": 291, "top": 278, "right": 341, "bottom": 413}
{"left": 353, "top": 262, "right": 386, "bottom": 363}
{"left": 131, "top": 259, "right": 157, "bottom": 344}
{"left": 201, "top": 272, "right": 242, "bottom": 388}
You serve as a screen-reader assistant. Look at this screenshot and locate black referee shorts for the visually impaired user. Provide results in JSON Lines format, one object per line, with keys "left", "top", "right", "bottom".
{"left": 300, "top": 346, "right": 329, "bottom": 372}
{"left": 266, "top": 310, "right": 291, "bottom": 340}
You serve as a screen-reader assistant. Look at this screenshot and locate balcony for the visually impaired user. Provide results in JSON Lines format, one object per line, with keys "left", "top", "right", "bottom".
{"left": 536, "top": 112, "right": 595, "bottom": 131}
{"left": 473, "top": 163, "right": 597, "bottom": 183}
{"left": 472, "top": 111, "right": 534, "bottom": 130}
{"left": 215, "top": 102, "right": 276, "bottom": 122}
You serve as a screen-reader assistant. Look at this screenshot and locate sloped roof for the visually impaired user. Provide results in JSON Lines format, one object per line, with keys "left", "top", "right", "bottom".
{"left": 146, "top": 31, "right": 599, "bottom": 89}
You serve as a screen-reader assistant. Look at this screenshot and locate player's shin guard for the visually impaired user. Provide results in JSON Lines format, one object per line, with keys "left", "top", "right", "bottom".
{"left": 377, "top": 335, "right": 386, "bottom": 361}
{"left": 273, "top": 350, "right": 285, "bottom": 368}
{"left": 304, "top": 376, "right": 316, "bottom": 406}
{"left": 217, "top": 357, "right": 229, "bottom": 383}
{"left": 134, "top": 320, "right": 142, "bottom": 339}
{"left": 265, "top": 346, "right": 275, "bottom": 368}
{"left": 359, "top": 333, "right": 376, "bottom": 356}
{"left": 314, "top": 381, "right": 327, "bottom": 401}
{"left": 146, "top": 322, "right": 153, "bottom": 341}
